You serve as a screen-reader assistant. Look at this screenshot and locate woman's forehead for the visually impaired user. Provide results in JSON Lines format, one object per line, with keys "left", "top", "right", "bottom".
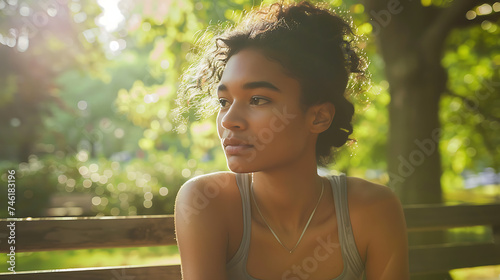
{"left": 220, "top": 48, "right": 292, "bottom": 85}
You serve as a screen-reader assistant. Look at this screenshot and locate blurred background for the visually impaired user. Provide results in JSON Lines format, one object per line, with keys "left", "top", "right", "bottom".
{"left": 0, "top": 0, "right": 498, "bottom": 278}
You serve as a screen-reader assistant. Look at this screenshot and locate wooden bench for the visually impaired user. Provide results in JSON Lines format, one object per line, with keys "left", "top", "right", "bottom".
{"left": 1, "top": 203, "right": 499, "bottom": 279}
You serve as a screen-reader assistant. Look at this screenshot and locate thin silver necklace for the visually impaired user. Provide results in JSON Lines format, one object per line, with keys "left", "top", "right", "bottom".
{"left": 250, "top": 175, "right": 324, "bottom": 254}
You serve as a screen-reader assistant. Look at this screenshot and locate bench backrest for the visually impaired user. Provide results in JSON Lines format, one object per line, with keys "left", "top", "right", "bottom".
{"left": 1, "top": 203, "right": 499, "bottom": 279}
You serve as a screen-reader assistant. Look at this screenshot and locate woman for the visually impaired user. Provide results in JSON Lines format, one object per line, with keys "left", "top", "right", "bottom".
{"left": 174, "top": 1, "right": 409, "bottom": 279}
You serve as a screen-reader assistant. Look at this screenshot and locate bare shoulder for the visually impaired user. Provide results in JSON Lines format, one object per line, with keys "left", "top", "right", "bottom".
{"left": 174, "top": 171, "right": 239, "bottom": 280}
{"left": 178, "top": 171, "right": 235, "bottom": 189}
{"left": 346, "top": 176, "right": 405, "bottom": 227}
{"left": 344, "top": 176, "right": 407, "bottom": 266}
{"left": 175, "top": 171, "right": 239, "bottom": 223}
{"left": 176, "top": 171, "right": 238, "bottom": 208}
{"left": 346, "top": 178, "right": 410, "bottom": 278}
{"left": 176, "top": 171, "right": 236, "bottom": 198}
{"left": 346, "top": 176, "right": 402, "bottom": 211}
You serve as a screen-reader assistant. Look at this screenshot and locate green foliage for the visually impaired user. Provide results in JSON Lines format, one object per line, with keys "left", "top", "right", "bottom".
{"left": 0, "top": 147, "right": 227, "bottom": 218}
{"left": 440, "top": 22, "right": 500, "bottom": 192}
{"left": 0, "top": 0, "right": 109, "bottom": 157}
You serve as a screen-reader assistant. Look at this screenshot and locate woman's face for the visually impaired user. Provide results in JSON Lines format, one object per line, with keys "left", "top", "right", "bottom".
{"left": 216, "top": 48, "right": 316, "bottom": 173}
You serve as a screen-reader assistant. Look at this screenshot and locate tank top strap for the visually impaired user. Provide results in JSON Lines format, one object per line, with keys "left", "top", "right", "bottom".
{"left": 330, "top": 173, "right": 365, "bottom": 275}
{"left": 226, "top": 172, "right": 253, "bottom": 268}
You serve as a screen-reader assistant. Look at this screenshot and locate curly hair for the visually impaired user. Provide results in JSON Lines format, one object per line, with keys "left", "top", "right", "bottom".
{"left": 174, "top": 1, "right": 368, "bottom": 165}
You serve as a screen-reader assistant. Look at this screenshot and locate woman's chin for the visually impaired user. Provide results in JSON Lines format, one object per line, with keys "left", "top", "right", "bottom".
{"left": 226, "top": 158, "right": 256, "bottom": 173}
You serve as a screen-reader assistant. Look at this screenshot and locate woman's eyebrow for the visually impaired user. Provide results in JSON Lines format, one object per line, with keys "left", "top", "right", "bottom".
{"left": 243, "top": 81, "right": 281, "bottom": 92}
{"left": 217, "top": 81, "right": 281, "bottom": 93}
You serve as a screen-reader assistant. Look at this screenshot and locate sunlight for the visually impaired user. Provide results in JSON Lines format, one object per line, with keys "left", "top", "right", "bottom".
{"left": 96, "top": 0, "right": 124, "bottom": 32}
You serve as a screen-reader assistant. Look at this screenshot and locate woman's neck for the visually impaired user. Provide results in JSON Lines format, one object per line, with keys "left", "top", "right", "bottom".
{"left": 251, "top": 158, "right": 326, "bottom": 232}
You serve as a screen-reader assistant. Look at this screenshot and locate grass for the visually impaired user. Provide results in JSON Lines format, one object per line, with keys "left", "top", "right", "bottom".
{"left": 0, "top": 245, "right": 180, "bottom": 273}
{"left": 450, "top": 265, "right": 500, "bottom": 280}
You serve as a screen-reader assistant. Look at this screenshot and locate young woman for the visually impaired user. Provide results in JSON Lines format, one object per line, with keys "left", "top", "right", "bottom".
{"left": 174, "top": 1, "right": 409, "bottom": 279}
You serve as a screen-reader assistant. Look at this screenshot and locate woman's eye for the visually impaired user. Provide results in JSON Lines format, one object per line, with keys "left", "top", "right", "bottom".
{"left": 250, "top": 96, "right": 270, "bottom": 105}
{"left": 218, "top": 98, "right": 229, "bottom": 108}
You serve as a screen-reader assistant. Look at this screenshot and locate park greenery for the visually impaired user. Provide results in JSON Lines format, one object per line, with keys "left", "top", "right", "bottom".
{"left": 0, "top": 0, "right": 499, "bottom": 278}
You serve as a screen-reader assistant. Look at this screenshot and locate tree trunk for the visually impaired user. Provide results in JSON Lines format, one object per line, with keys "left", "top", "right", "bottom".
{"left": 363, "top": 1, "right": 451, "bottom": 279}
{"left": 364, "top": 0, "right": 447, "bottom": 203}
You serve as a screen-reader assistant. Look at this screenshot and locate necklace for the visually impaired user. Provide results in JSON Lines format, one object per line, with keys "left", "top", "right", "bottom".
{"left": 250, "top": 175, "right": 324, "bottom": 253}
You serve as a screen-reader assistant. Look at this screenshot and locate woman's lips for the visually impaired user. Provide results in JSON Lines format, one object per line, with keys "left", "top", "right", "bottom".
{"left": 224, "top": 144, "right": 254, "bottom": 155}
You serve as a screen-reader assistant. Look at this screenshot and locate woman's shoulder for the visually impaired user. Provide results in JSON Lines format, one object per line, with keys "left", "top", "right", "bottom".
{"left": 345, "top": 176, "right": 400, "bottom": 207}
{"left": 177, "top": 171, "right": 239, "bottom": 197}
{"left": 174, "top": 172, "right": 240, "bottom": 279}
{"left": 175, "top": 171, "right": 241, "bottom": 218}
{"left": 346, "top": 176, "right": 406, "bottom": 236}
{"left": 342, "top": 176, "right": 406, "bottom": 264}
{"left": 345, "top": 176, "right": 409, "bottom": 276}
{"left": 179, "top": 171, "right": 236, "bottom": 189}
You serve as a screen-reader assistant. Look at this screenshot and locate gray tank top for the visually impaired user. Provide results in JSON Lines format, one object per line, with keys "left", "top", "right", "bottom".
{"left": 226, "top": 173, "right": 365, "bottom": 280}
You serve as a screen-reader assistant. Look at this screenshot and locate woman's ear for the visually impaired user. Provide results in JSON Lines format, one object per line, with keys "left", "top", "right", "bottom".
{"left": 310, "top": 103, "right": 335, "bottom": 133}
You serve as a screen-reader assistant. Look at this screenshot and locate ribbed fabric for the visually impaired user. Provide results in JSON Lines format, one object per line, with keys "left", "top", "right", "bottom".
{"left": 226, "top": 173, "right": 365, "bottom": 279}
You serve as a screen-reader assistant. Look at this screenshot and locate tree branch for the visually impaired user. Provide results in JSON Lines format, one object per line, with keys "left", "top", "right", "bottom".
{"left": 422, "top": 0, "right": 487, "bottom": 60}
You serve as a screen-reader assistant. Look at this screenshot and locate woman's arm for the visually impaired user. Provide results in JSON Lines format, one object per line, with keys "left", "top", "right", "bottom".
{"left": 174, "top": 176, "right": 229, "bottom": 280}
{"left": 363, "top": 186, "right": 410, "bottom": 280}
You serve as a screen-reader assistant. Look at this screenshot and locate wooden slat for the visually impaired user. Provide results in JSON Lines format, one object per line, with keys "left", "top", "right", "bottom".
{"left": 409, "top": 242, "right": 500, "bottom": 274}
{"left": 403, "top": 203, "right": 500, "bottom": 231}
{"left": 1, "top": 204, "right": 499, "bottom": 253}
{"left": 0, "top": 264, "right": 181, "bottom": 280}
{"left": 0, "top": 215, "right": 176, "bottom": 253}
{"left": 1, "top": 203, "right": 500, "bottom": 277}
{"left": 493, "top": 224, "right": 500, "bottom": 244}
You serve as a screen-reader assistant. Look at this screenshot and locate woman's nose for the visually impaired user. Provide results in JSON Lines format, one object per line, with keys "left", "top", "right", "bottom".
{"left": 220, "top": 103, "right": 247, "bottom": 130}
